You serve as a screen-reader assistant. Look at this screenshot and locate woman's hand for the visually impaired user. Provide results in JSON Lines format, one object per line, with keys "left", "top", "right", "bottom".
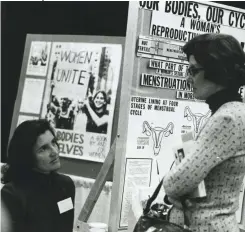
{"left": 83, "top": 98, "right": 90, "bottom": 108}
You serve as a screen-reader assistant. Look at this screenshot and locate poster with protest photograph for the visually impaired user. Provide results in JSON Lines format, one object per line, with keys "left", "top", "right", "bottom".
{"left": 41, "top": 42, "right": 122, "bottom": 161}
{"left": 26, "top": 41, "right": 51, "bottom": 76}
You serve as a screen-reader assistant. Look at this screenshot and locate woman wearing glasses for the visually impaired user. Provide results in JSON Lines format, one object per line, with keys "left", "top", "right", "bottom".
{"left": 163, "top": 34, "right": 245, "bottom": 232}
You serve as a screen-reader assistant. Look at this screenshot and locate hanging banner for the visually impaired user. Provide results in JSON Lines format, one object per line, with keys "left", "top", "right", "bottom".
{"left": 150, "top": 1, "right": 245, "bottom": 45}
{"left": 26, "top": 41, "right": 51, "bottom": 76}
{"left": 41, "top": 42, "right": 122, "bottom": 161}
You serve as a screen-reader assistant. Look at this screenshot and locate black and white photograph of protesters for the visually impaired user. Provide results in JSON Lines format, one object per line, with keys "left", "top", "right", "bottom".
{"left": 27, "top": 42, "right": 51, "bottom": 76}
{"left": 46, "top": 96, "right": 75, "bottom": 130}
{"left": 29, "top": 46, "right": 48, "bottom": 66}
{"left": 73, "top": 99, "right": 88, "bottom": 131}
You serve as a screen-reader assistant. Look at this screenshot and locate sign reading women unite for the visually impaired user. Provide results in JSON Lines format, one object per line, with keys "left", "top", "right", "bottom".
{"left": 41, "top": 42, "right": 122, "bottom": 161}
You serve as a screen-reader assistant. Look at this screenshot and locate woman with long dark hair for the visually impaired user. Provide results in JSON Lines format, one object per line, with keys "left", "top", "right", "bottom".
{"left": 85, "top": 90, "right": 109, "bottom": 134}
{"left": 163, "top": 34, "right": 245, "bottom": 232}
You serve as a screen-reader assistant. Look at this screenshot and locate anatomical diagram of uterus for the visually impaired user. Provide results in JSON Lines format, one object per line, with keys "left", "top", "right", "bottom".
{"left": 142, "top": 121, "right": 174, "bottom": 156}
{"left": 184, "top": 106, "right": 211, "bottom": 139}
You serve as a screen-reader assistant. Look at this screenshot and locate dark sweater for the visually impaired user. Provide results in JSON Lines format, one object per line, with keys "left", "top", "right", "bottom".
{"left": 1, "top": 171, "right": 75, "bottom": 232}
{"left": 84, "top": 105, "right": 109, "bottom": 134}
{"left": 206, "top": 88, "right": 242, "bottom": 114}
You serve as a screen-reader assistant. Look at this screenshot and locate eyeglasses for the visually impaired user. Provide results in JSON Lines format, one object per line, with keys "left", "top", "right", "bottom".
{"left": 187, "top": 67, "right": 204, "bottom": 76}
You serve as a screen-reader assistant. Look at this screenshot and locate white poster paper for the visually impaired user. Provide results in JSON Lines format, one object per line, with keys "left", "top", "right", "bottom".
{"left": 120, "top": 96, "right": 210, "bottom": 228}
{"left": 182, "top": 104, "right": 211, "bottom": 140}
{"left": 119, "top": 158, "right": 152, "bottom": 228}
{"left": 20, "top": 78, "right": 45, "bottom": 114}
{"left": 150, "top": 1, "right": 245, "bottom": 46}
{"left": 41, "top": 42, "right": 122, "bottom": 161}
{"left": 26, "top": 41, "right": 51, "bottom": 76}
{"left": 126, "top": 96, "right": 210, "bottom": 185}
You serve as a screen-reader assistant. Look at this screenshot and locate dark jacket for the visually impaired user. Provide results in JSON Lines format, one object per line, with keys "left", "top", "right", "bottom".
{"left": 1, "top": 171, "right": 75, "bottom": 232}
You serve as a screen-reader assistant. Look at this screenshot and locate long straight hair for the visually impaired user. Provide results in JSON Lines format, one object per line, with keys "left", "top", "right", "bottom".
{"left": 91, "top": 90, "right": 108, "bottom": 113}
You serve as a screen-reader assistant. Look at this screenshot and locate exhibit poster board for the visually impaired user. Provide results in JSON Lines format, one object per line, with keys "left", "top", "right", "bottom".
{"left": 10, "top": 35, "right": 124, "bottom": 163}
{"left": 109, "top": 1, "right": 245, "bottom": 231}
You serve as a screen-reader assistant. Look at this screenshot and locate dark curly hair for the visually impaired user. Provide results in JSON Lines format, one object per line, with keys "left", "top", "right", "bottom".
{"left": 1, "top": 119, "right": 56, "bottom": 184}
{"left": 183, "top": 33, "right": 245, "bottom": 90}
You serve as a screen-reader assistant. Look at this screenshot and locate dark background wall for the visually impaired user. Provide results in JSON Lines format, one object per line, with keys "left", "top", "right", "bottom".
{"left": 1, "top": 1, "right": 245, "bottom": 163}
{"left": 1, "top": 1, "right": 129, "bottom": 164}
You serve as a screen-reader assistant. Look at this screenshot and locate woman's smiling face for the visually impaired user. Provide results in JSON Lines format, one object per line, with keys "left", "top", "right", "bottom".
{"left": 94, "top": 92, "right": 106, "bottom": 109}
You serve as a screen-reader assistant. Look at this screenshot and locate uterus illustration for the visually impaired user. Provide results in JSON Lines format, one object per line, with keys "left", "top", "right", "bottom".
{"left": 184, "top": 106, "right": 211, "bottom": 139}
{"left": 142, "top": 121, "right": 174, "bottom": 156}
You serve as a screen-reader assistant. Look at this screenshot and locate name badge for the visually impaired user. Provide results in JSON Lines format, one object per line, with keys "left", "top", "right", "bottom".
{"left": 57, "top": 197, "right": 73, "bottom": 214}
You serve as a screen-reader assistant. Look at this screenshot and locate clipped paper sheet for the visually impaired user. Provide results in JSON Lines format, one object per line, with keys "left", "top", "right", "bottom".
{"left": 20, "top": 78, "right": 45, "bottom": 114}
